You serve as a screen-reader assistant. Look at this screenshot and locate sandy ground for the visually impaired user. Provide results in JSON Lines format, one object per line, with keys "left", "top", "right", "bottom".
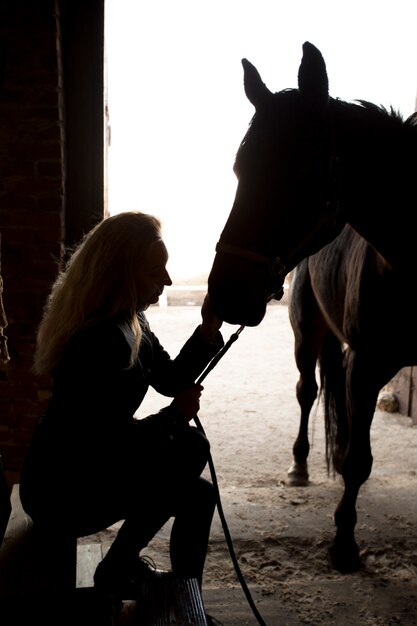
{"left": 89, "top": 301, "right": 417, "bottom": 626}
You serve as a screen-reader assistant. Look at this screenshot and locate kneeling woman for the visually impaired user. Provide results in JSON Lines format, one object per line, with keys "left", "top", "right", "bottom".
{"left": 20, "top": 211, "right": 223, "bottom": 606}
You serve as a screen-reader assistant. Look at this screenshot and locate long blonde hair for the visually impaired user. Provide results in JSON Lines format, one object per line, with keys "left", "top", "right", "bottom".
{"left": 34, "top": 211, "right": 162, "bottom": 375}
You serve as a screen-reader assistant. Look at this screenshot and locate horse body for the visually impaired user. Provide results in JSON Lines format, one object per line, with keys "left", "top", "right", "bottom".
{"left": 208, "top": 42, "right": 417, "bottom": 572}
{"left": 288, "top": 225, "right": 417, "bottom": 570}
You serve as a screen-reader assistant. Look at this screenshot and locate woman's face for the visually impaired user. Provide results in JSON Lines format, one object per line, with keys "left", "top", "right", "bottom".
{"left": 136, "top": 239, "right": 172, "bottom": 309}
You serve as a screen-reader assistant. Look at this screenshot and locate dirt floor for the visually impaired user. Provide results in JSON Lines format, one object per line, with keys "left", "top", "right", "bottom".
{"left": 89, "top": 301, "right": 417, "bottom": 626}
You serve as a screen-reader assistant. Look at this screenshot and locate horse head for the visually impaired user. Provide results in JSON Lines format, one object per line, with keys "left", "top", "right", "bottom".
{"left": 208, "top": 42, "right": 345, "bottom": 326}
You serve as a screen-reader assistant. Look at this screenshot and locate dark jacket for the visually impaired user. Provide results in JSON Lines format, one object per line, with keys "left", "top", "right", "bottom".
{"left": 20, "top": 312, "right": 223, "bottom": 530}
{"left": 46, "top": 312, "right": 222, "bottom": 437}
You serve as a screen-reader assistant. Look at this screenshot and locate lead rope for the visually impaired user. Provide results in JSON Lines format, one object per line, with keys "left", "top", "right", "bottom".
{"left": 193, "top": 325, "right": 269, "bottom": 626}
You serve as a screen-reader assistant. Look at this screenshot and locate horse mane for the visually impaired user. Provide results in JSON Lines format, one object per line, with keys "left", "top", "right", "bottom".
{"left": 406, "top": 110, "right": 417, "bottom": 127}
{"left": 356, "top": 99, "right": 403, "bottom": 120}
{"left": 354, "top": 102, "right": 417, "bottom": 130}
{"left": 234, "top": 89, "right": 417, "bottom": 178}
{"left": 333, "top": 97, "right": 417, "bottom": 134}
{"left": 326, "top": 97, "right": 417, "bottom": 168}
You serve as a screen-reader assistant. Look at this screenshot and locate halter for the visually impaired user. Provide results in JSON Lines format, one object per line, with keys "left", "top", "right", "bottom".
{"left": 215, "top": 241, "right": 286, "bottom": 276}
{"left": 215, "top": 240, "right": 286, "bottom": 299}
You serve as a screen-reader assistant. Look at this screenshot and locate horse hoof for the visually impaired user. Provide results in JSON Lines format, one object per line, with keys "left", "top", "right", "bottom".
{"left": 327, "top": 542, "right": 361, "bottom": 573}
{"left": 287, "top": 461, "right": 309, "bottom": 486}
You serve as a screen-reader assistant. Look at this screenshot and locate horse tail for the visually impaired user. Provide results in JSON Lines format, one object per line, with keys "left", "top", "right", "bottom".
{"left": 318, "top": 332, "right": 348, "bottom": 475}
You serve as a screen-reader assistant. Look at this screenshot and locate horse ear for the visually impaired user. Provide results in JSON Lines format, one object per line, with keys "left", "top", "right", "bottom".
{"left": 297, "top": 42, "right": 329, "bottom": 111}
{"left": 242, "top": 58, "right": 272, "bottom": 109}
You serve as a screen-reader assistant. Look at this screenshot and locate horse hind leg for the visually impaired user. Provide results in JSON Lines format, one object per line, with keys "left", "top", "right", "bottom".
{"left": 287, "top": 325, "right": 329, "bottom": 486}
{"left": 287, "top": 265, "right": 327, "bottom": 487}
{"left": 287, "top": 357, "right": 319, "bottom": 486}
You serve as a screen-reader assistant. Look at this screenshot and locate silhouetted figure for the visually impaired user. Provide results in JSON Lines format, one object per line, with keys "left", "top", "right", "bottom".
{"left": 207, "top": 41, "right": 417, "bottom": 575}
{"left": 20, "top": 212, "right": 224, "bottom": 621}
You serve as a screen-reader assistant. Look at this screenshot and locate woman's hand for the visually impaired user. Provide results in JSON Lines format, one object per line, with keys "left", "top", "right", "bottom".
{"left": 171, "top": 383, "right": 204, "bottom": 420}
{"left": 200, "top": 294, "right": 223, "bottom": 344}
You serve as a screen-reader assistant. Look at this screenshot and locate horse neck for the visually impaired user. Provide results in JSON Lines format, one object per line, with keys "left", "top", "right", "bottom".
{"left": 332, "top": 100, "right": 417, "bottom": 272}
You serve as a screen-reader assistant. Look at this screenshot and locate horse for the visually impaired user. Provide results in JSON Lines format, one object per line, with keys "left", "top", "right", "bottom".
{"left": 207, "top": 41, "right": 417, "bottom": 573}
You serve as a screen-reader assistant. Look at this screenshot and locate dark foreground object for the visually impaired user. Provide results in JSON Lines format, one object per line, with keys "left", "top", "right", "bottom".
{"left": 0, "top": 484, "right": 209, "bottom": 625}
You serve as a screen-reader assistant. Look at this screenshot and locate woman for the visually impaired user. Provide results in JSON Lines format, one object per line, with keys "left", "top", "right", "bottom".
{"left": 20, "top": 211, "right": 224, "bottom": 610}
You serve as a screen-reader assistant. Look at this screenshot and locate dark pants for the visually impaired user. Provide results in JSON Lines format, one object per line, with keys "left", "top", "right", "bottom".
{"left": 20, "top": 423, "right": 216, "bottom": 587}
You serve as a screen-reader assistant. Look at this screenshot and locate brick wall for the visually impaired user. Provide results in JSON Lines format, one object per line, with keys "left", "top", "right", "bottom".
{"left": 0, "top": 0, "right": 105, "bottom": 488}
{"left": 0, "top": 0, "right": 65, "bottom": 487}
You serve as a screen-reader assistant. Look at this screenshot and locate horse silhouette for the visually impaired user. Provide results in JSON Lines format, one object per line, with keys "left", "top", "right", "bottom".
{"left": 208, "top": 41, "right": 417, "bottom": 572}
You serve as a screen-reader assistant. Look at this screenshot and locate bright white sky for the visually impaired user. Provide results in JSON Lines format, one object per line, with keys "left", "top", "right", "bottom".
{"left": 105, "top": 0, "right": 416, "bottom": 280}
